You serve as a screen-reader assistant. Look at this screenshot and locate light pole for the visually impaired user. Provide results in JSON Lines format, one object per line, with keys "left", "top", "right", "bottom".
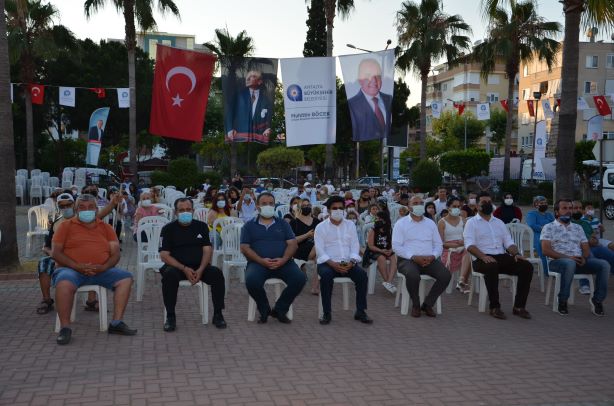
{"left": 530, "top": 91, "right": 541, "bottom": 182}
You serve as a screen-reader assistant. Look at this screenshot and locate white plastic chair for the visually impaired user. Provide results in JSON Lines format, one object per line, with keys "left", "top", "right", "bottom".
{"left": 247, "top": 278, "right": 294, "bottom": 321}
{"left": 16, "top": 169, "right": 28, "bottom": 178}
{"left": 135, "top": 221, "right": 166, "bottom": 302}
{"left": 54, "top": 285, "right": 108, "bottom": 332}
{"left": 507, "top": 223, "right": 545, "bottom": 292}
{"left": 163, "top": 280, "right": 209, "bottom": 325}
{"left": 467, "top": 261, "right": 518, "bottom": 312}
{"left": 221, "top": 223, "right": 247, "bottom": 292}
{"left": 16, "top": 184, "right": 24, "bottom": 205}
{"left": 194, "top": 207, "right": 209, "bottom": 222}
{"left": 317, "top": 276, "right": 353, "bottom": 318}
{"left": 153, "top": 203, "right": 174, "bottom": 220}
{"left": 544, "top": 260, "right": 595, "bottom": 312}
{"left": 49, "top": 177, "right": 59, "bottom": 188}
{"left": 276, "top": 204, "right": 290, "bottom": 219}
{"left": 30, "top": 176, "right": 43, "bottom": 205}
{"left": 394, "top": 273, "right": 443, "bottom": 315}
{"left": 30, "top": 169, "right": 41, "bottom": 178}
{"left": 26, "top": 205, "right": 50, "bottom": 257}
{"left": 211, "top": 216, "right": 242, "bottom": 268}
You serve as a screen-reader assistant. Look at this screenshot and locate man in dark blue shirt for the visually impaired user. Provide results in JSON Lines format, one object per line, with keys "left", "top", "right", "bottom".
{"left": 241, "top": 192, "right": 306, "bottom": 323}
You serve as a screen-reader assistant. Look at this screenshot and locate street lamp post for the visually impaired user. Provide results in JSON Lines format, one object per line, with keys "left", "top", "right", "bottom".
{"left": 530, "top": 91, "right": 541, "bottom": 182}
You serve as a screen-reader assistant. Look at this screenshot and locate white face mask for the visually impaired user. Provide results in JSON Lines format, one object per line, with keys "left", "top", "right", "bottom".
{"left": 217, "top": 200, "right": 226, "bottom": 209}
{"left": 586, "top": 209, "right": 594, "bottom": 216}
{"left": 141, "top": 199, "right": 152, "bottom": 207}
{"left": 411, "top": 204, "right": 425, "bottom": 217}
{"left": 504, "top": 198, "right": 514, "bottom": 206}
{"left": 259, "top": 205, "right": 275, "bottom": 218}
{"left": 305, "top": 187, "right": 312, "bottom": 193}
{"left": 292, "top": 204, "right": 298, "bottom": 212}
{"left": 468, "top": 198, "right": 476, "bottom": 205}
{"left": 330, "top": 209, "right": 345, "bottom": 221}
{"left": 450, "top": 207, "right": 461, "bottom": 217}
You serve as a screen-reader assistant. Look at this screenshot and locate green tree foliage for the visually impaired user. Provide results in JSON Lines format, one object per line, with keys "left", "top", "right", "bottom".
{"left": 194, "top": 133, "right": 230, "bottom": 173}
{"left": 440, "top": 149, "right": 490, "bottom": 180}
{"left": 401, "top": 135, "right": 460, "bottom": 162}
{"left": 575, "top": 140, "right": 598, "bottom": 197}
{"left": 151, "top": 158, "right": 205, "bottom": 190}
{"left": 488, "top": 108, "right": 507, "bottom": 149}
{"left": 303, "top": 0, "right": 327, "bottom": 57}
{"left": 411, "top": 159, "right": 441, "bottom": 192}
{"left": 257, "top": 147, "right": 304, "bottom": 178}
{"left": 391, "top": 79, "right": 412, "bottom": 131}
{"left": 432, "top": 110, "right": 485, "bottom": 147}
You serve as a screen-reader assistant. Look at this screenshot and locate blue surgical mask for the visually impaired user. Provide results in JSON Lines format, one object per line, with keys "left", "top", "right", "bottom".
{"left": 559, "top": 215, "right": 571, "bottom": 224}
{"left": 78, "top": 210, "right": 96, "bottom": 223}
{"left": 60, "top": 208, "right": 74, "bottom": 219}
{"left": 178, "top": 212, "right": 193, "bottom": 224}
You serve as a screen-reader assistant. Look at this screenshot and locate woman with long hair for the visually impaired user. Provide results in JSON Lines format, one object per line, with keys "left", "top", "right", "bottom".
{"left": 207, "top": 192, "right": 234, "bottom": 233}
{"left": 291, "top": 198, "right": 321, "bottom": 294}
{"left": 366, "top": 210, "right": 397, "bottom": 294}
{"left": 437, "top": 196, "right": 467, "bottom": 292}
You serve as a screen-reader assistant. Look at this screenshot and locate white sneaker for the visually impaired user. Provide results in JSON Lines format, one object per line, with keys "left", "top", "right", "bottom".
{"left": 382, "top": 282, "right": 396, "bottom": 294}
{"left": 579, "top": 285, "right": 591, "bottom": 295}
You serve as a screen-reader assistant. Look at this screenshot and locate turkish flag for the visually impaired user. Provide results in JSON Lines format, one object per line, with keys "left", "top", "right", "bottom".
{"left": 149, "top": 45, "right": 216, "bottom": 141}
{"left": 453, "top": 102, "right": 465, "bottom": 116}
{"left": 500, "top": 99, "right": 509, "bottom": 112}
{"left": 594, "top": 95, "right": 612, "bottom": 116}
{"left": 90, "top": 88, "right": 106, "bottom": 98}
{"left": 28, "top": 84, "right": 45, "bottom": 105}
{"left": 527, "top": 100, "right": 535, "bottom": 117}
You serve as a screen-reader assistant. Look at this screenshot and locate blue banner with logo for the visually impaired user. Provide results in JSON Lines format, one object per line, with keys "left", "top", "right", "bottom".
{"left": 280, "top": 56, "right": 336, "bottom": 147}
{"left": 85, "top": 107, "right": 110, "bottom": 166}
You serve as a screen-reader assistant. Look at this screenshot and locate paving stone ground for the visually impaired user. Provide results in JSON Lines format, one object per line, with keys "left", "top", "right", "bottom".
{"left": 2, "top": 207, "right": 614, "bottom": 405}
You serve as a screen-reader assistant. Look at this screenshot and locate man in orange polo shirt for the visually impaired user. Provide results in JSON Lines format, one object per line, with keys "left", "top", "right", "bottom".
{"left": 52, "top": 194, "right": 136, "bottom": 345}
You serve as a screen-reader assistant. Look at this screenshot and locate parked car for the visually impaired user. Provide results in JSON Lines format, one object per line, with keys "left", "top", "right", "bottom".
{"left": 352, "top": 176, "right": 384, "bottom": 188}
{"left": 253, "top": 177, "right": 296, "bottom": 189}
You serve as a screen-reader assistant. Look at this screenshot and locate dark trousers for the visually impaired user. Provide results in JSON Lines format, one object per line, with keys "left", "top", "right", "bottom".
{"left": 397, "top": 257, "right": 451, "bottom": 308}
{"left": 160, "top": 265, "right": 225, "bottom": 315}
{"left": 317, "top": 263, "right": 368, "bottom": 314}
{"left": 472, "top": 254, "right": 533, "bottom": 309}
{"left": 245, "top": 261, "right": 306, "bottom": 316}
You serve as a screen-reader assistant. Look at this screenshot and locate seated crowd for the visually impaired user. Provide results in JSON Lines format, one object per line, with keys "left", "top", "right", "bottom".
{"left": 32, "top": 178, "right": 612, "bottom": 345}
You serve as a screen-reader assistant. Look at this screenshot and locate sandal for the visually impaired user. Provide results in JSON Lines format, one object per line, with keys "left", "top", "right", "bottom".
{"left": 84, "top": 299, "right": 99, "bottom": 312}
{"left": 36, "top": 299, "right": 54, "bottom": 315}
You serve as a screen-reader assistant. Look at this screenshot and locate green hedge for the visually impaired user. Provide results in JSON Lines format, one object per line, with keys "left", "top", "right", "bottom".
{"left": 411, "top": 160, "right": 442, "bottom": 193}
{"left": 150, "top": 158, "right": 222, "bottom": 190}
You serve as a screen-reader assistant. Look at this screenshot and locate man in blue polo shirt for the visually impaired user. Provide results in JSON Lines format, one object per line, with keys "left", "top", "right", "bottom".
{"left": 241, "top": 192, "right": 306, "bottom": 323}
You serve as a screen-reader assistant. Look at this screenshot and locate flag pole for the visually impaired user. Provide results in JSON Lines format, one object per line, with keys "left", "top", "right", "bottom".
{"left": 530, "top": 92, "right": 542, "bottom": 182}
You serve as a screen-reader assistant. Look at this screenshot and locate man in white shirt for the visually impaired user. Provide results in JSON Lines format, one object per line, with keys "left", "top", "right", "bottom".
{"left": 434, "top": 187, "right": 448, "bottom": 217}
{"left": 463, "top": 192, "right": 533, "bottom": 320}
{"left": 236, "top": 187, "right": 257, "bottom": 222}
{"left": 300, "top": 182, "right": 318, "bottom": 205}
{"left": 325, "top": 180, "right": 335, "bottom": 195}
{"left": 541, "top": 198, "right": 609, "bottom": 316}
{"left": 314, "top": 196, "right": 373, "bottom": 325}
{"left": 392, "top": 196, "right": 451, "bottom": 317}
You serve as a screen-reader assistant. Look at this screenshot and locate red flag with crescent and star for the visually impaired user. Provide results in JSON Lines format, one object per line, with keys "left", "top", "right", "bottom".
{"left": 527, "top": 100, "right": 535, "bottom": 117}
{"left": 594, "top": 95, "right": 612, "bottom": 116}
{"left": 28, "top": 84, "right": 45, "bottom": 105}
{"left": 453, "top": 101, "right": 465, "bottom": 116}
{"left": 500, "top": 99, "right": 509, "bottom": 112}
{"left": 90, "top": 88, "right": 106, "bottom": 98}
{"left": 149, "top": 44, "right": 217, "bottom": 141}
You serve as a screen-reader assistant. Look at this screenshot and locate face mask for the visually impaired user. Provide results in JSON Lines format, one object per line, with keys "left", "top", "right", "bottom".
{"left": 450, "top": 207, "right": 461, "bottom": 217}
{"left": 330, "top": 209, "right": 345, "bottom": 221}
{"left": 260, "top": 184, "right": 265, "bottom": 188}
{"left": 538, "top": 205, "right": 548, "bottom": 212}
{"left": 141, "top": 199, "right": 152, "bottom": 207}
{"left": 586, "top": 210, "right": 594, "bottom": 216}
{"left": 259, "top": 205, "right": 276, "bottom": 218}
{"left": 559, "top": 215, "right": 571, "bottom": 224}
{"left": 267, "top": 187, "right": 273, "bottom": 192}
{"left": 571, "top": 212, "right": 582, "bottom": 220}
{"left": 480, "top": 202, "right": 494, "bottom": 215}
{"left": 244, "top": 196, "right": 251, "bottom": 203}
{"left": 349, "top": 218, "right": 357, "bottom": 224}
{"left": 504, "top": 198, "right": 514, "bottom": 206}
{"left": 411, "top": 205, "right": 425, "bottom": 217}
{"left": 78, "top": 210, "right": 96, "bottom": 223}
{"left": 217, "top": 200, "right": 226, "bottom": 209}
{"left": 178, "top": 212, "right": 193, "bottom": 224}
{"left": 347, "top": 207, "right": 356, "bottom": 213}
{"left": 468, "top": 198, "right": 476, "bottom": 205}
{"left": 292, "top": 204, "right": 298, "bottom": 212}
{"left": 60, "top": 208, "right": 74, "bottom": 219}
{"left": 305, "top": 188, "right": 312, "bottom": 193}
{"left": 301, "top": 206, "right": 312, "bottom": 216}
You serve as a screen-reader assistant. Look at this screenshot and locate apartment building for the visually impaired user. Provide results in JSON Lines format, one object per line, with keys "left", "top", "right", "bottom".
{"left": 517, "top": 40, "right": 614, "bottom": 155}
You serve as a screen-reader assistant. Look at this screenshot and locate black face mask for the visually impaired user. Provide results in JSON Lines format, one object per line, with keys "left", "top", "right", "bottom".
{"left": 572, "top": 212, "right": 583, "bottom": 220}
{"left": 480, "top": 202, "right": 494, "bottom": 215}
{"left": 301, "top": 206, "right": 312, "bottom": 216}
{"left": 538, "top": 205, "right": 548, "bottom": 212}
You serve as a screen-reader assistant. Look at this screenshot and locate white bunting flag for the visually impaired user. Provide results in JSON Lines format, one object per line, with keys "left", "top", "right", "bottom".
{"left": 59, "top": 87, "right": 75, "bottom": 107}
{"left": 577, "top": 96, "right": 589, "bottom": 111}
{"left": 117, "top": 88, "right": 130, "bottom": 108}
{"left": 431, "top": 101, "right": 442, "bottom": 118}
{"left": 476, "top": 103, "right": 490, "bottom": 121}
{"left": 541, "top": 99, "right": 554, "bottom": 119}
{"left": 587, "top": 115, "right": 603, "bottom": 141}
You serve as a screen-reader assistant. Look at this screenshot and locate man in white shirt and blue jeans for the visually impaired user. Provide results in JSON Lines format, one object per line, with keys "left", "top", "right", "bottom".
{"left": 392, "top": 195, "right": 451, "bottom": 318}
{"left": 463, "top": 191, "right": 533, "bottom": 320}
{"left": 314, "top": 196, "right": 373, "bottom": 325}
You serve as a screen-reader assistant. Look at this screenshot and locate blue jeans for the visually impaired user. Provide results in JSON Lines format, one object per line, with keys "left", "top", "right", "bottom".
{"left": 548, "top": 258, "right": 609, "bottom": 303}
{"left": 317, "top": 263, "right": 368, "bottom": 314}
{"left": 52, "top": 267, "right": 133, "bottom": 291}
{"left": 245, "top": 261, "right": 306, "bottom": 316}
{"left": 534, "top": 241, "right": 549, "bottom": 277}
{"left": 579, "top": 246, "right": 614, "bottom": 288}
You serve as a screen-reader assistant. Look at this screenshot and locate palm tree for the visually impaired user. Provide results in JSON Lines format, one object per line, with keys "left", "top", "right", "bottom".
{"left": 324, "top": 0, "right": 355, "bottom": 179}
{"left": 475, "top": 0, "right": 560, "bottom": 181}
{"left": 0, "top": 0, "right": 20, "bottom": 271}
{"left": 395, "top": 0, "right": 471, "bottom": 160}
{"left": 84, "top": 0, "right": 180, "bottom": 182}
{"left": 5, "top": 0, "right": 74, "bottom": 171}
{"left": 204, "top": 28, "right": 255, "bottom": 178}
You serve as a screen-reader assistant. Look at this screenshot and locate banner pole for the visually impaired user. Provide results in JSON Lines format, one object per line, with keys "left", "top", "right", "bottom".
{"left": 355, "top": 142, "right": 360, "bottom": 179}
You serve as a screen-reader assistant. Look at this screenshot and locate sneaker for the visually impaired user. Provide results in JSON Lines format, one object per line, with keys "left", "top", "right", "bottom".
{"left": 591, "top": 298, "right": 605, "bottom": 316}
{"left": 579, "top": 285, "right": 591, "bottom": 295}
{"left": 382, "top": 282, "right": 397, "bottom": 294}
{"left": 456, "top": 281, "right": 470, "bottom": 294}
{"left": 557, "top": 301, "right": 569, "bottom": 316}
{"left": 108, "top": 321, "right": 138, "bottom": 336}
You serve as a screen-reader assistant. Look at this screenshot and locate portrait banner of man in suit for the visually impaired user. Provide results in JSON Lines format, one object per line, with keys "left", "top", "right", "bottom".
{"left": 339, "top": 49, "right": 395, "bottom": 142}
{"left": 221, "top": 57, "right": 278, "bottom": 144}
{"left": 85, "top": 107, "right": 110, "bottom": 166}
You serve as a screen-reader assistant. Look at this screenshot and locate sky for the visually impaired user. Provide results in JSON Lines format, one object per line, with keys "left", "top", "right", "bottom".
{"left": 50, "top": 0, "right": 610, "bottom": 106}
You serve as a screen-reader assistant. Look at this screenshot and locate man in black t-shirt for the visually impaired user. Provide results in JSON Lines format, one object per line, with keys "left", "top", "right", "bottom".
{"left": 159, "top": 198, "right": 227, "bottom": 331}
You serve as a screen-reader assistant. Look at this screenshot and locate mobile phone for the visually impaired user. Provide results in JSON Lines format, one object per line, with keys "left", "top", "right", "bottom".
{"left": 339, "top": 260, "right": 348, "bottom": 266}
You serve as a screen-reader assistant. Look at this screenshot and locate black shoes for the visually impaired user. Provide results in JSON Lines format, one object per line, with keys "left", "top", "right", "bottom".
{"left": 319, "top": 312, "right": 332, "bottom": 325}
{"left": 512, "top": 307, "right": 532, "bottom": 319}
{"left": 164, "top": 315, "right": 176, "bottom": 332}
{"left": 558, "top": 302, "right": 569, "bottom": 316}
{"left": 270, "top": 309, "right": 292, "bottom": 324}
{"left": 56, "top": 327, "right": 72, "bottom": 345}
{"left": 591, "top": 298, "right": 605, "bottom": 316}
{"left": 421, "top": 304, "right": 436, "bottom": 318}
{"left": 354, "top": 311, "right": 373, "bottom": 324}
{"left": 489, "top": 307, "right": 507, "bottom": 320}
{"left": 108, "top": 321, "right": 138, "bottom": 335}
{"left": 212, "top": 313, "right": 227, "bottom": 329}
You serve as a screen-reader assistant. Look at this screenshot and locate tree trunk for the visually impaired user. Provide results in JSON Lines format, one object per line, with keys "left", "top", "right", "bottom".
{"left": 0, "top": 0, "right": 21, "bottom": 271}
{"left": 25, "top": 88, "right": 34, "bottom": 171}
{"left": 324, "top": 0, "right": 335, "bottom": 180}
{"left": 556, "top": 0, "right": 582, "bottom": 199}
{"left": 419, "top": 73, "right": 428, "bottom": 160}
{"left": 124, "top": 0, "right": 138, "bottom": 183}
{"left": 503, "top": 74, "right": 516, "bottom": 181}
